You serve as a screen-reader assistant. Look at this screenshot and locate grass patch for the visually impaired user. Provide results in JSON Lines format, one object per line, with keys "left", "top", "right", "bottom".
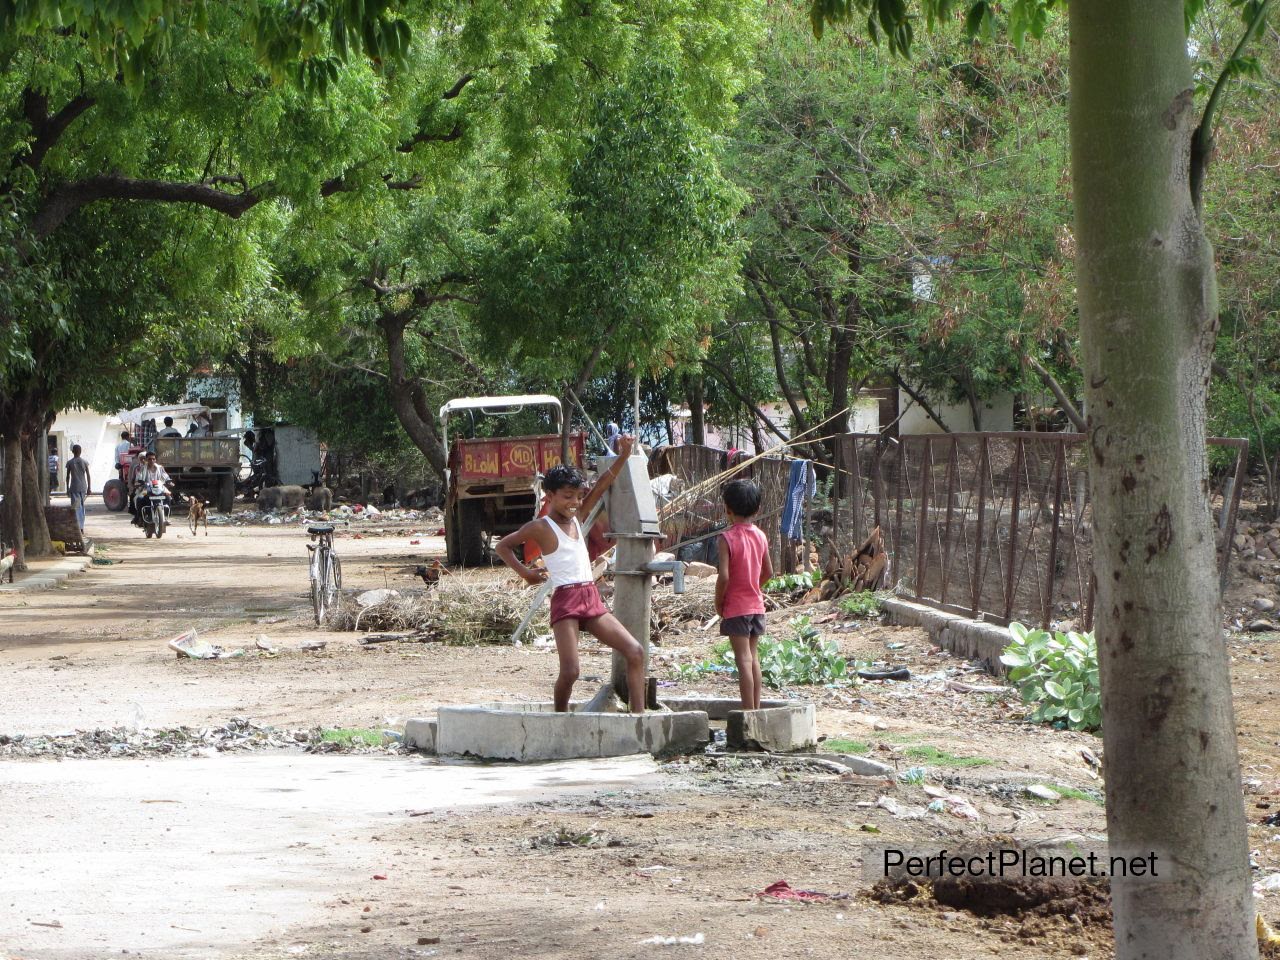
{"left": 822, "top": 738, "right": 871, "bottom": 754}
{"left": 902, "top": 744, "right": 994, "bottom": 767}
{"left": 319, "top": 727, "right": 385, "bottom": 746}
{"left": 1054, "top": 785, "right": 1105, "bottom": 806}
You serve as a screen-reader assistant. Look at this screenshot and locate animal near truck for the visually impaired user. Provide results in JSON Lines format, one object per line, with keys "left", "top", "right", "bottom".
{"left": 440, "top": 395, "right": 586, "bottom": 566}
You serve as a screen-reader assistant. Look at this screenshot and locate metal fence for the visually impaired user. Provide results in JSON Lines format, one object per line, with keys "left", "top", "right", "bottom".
{"left": 649, "top": 444, "right": 795, "bottom": 570}
{"left": 828, "top": 432, "right": 1247, "bottom": 630}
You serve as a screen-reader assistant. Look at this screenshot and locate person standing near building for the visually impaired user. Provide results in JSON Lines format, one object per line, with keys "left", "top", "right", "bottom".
{"left": 47, "top": 441, "right": 59, "bottom": 494}
{"left": 65, "top": 444, "right": 91, "bottom": 530}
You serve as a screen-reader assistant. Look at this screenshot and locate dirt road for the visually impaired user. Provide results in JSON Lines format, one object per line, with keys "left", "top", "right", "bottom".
{"left": 2, "top": 501, "right": 1278, "bottom": 960}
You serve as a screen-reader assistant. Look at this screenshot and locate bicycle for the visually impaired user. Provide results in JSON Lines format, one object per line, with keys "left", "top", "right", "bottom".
{"left": 306, "top": 524, "right": 343, "bottom": 625}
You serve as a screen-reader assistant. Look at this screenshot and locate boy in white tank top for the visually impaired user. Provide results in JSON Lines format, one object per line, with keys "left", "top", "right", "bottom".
{"left": 495, "top": 437, "right": 648, "bottom": 713}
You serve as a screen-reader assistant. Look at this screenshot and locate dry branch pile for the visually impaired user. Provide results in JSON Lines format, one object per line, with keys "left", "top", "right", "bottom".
{"left": 651, "top": 577, "right": 719, "bottom": 636}
{"left": 330, "top": 572, "right": 548, "bottom": 644}
{"left": 815, "top": 526, "right": 888, "bottom": 600}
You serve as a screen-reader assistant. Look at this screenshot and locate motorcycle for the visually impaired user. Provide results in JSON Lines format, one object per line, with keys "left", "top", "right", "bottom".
{"left": 138, "top": 480, "right": 171, "bottom": 539}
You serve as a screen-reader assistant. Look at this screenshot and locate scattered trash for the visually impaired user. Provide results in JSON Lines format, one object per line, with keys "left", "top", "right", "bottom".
{"left": 1254, "top": 873, "right": 1280, "bottom": 893}
{"left": 945, "top": 680, "right": 1010, "bottom": 695}
{"left": 757, "top": 880, "right": 849, "bottom": 903}
{"left": 1248, "top": 619, "right": 1275, "bottom": 633}
{"left": 1025, "top": 784, "right": 1061, "bottom": 801}
{"left": 876, "top": 796, "right": 927, "bottom": 819}
{"left": 372, "top": 874, "right": 388, "bottom": 880}
{"left": 927, "top": 796, "right": 981, "bottom": 820}
{"left": 358, "top": 589, "right": 400, "bottom": 607}
{"left": 640, "top": 933, "right": 704, "bottom": 946}
{"left": 0, "top": 717, "right": 402, "bottom": 760}
{"left": 299, "top": 640, "right": 327, "bottom": 652}
{"left": 168, "top": 630, "right": 243, "bottom": 660}
{"left": 255, "top": 635, "right": 277, "bottom": 654}
{"left": 856, "top": 667, "right": 910, "bottom": 681}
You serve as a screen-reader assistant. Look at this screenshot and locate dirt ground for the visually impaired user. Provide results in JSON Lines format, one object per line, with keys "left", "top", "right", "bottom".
{"left": 2, "top": 499, "right": 1279, "bottom": 960}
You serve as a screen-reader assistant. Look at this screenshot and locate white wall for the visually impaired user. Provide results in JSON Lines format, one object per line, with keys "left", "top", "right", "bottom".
{"left": 50, "top": 408, "right": 122, "bottom": 494}
{"left": 850, "top": 396, "right": 880, "bottom": 434}
{"left": 898, "top": 390, "right": 1014, "bottom": 434}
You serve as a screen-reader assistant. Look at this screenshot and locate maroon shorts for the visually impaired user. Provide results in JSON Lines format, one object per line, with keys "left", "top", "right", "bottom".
{"left": 550, "top": 582, "right": 609, "bottom": 626}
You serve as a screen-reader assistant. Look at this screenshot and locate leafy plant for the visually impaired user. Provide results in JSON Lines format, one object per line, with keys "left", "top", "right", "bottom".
{"left": 319, "top": 727, "right": 385, "bottom": 746}
{"left": 675, "top": 615, "right": 856, "bottom": 688}
{"left": 1000, "top": 623, "right": 1102, "bottom": 732}
{"left": 837, "top": 591, "right": 886, "bottom": 618}
{"left": 765, "top": 572, "right": 815, "bottom": 593}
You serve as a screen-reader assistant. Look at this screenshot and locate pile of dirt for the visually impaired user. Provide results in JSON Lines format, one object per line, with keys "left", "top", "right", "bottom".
{"left": 871, "top": 874, "right": 1111, "bottom": 925}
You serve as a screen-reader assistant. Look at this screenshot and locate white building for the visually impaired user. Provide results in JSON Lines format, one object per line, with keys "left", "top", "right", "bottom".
{"left": 48, "top": 408, "right": 124, "bottom": 494}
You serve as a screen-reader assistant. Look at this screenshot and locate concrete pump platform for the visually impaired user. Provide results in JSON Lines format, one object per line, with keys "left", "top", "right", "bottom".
{"left": 406, "top": 702, "right": 711, "bottom": 762}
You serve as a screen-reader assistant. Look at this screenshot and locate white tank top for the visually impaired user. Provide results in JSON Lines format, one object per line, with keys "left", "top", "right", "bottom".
{"left": 541, "top": 515, "right": 593, "bottom": 588}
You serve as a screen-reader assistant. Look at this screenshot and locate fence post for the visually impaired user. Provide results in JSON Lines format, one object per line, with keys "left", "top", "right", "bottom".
{"left": 1003, "top": 435, "right": 1024, "bottom": 623}
{"left": 1042, "top": 441, "right": 1066, "bottom": 629}
{"left": 894, "top": 440, "right": 905, "bottom": 591}
{"left": 914, "top": 439, "right": 930, "bottom": 602}
{"left": 971, "top": 435, "right": 988, "bottom": 618}
{"left": 940, "top": 434, "right": 959, "bottom": 606}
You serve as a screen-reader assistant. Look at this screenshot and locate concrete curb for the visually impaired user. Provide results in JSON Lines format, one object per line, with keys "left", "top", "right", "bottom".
{"left": 882, "top": 598, "right": 1011, "bottom": 674}
{"left": 0, "top": 554, "right": 93, "bottom": 593}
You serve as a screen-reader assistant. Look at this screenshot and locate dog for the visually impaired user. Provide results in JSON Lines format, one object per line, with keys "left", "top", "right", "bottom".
{"left": 304, "top": 485, "right": 332, "bottom": 512}
{"left": 187, "top": 497, "right": 209, "bottom": 536}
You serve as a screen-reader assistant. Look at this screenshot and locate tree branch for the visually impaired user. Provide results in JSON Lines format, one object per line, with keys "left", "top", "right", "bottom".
{"left": 12, "top": 89, "right": 96, "bottom": 174}
{"left": 32, "top": 175, "right": 271, "bottom": 239}
{"left": 397, "top": 122, "right": 463, "bottom": 153}
{"left": 888, "top": 368, "right": 951, "bottom": 433}
{"left": 1023, "top": 353, "right": 1087, "bottom": 431}
{"left": 1192, "top": 0, "right": 1272, "bottom": 208}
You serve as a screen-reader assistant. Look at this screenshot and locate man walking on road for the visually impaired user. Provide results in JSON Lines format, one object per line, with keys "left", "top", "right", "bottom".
{"left": 65, "top": 444, "right": 91, "bottom": 530}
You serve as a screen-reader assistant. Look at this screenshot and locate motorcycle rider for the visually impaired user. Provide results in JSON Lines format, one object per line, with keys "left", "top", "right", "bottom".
{"left": 132, "top": 451, "right": 174, "bottom": 527}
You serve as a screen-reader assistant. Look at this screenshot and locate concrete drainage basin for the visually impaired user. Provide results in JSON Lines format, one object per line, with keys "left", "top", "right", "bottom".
{"left": 406, "top": 701, "right": 711, "bottom": 762}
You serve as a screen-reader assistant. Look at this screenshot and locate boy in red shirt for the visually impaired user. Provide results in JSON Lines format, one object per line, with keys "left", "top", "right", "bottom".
{"left": 715, "top": 479, "right": 774, "bottom": 710}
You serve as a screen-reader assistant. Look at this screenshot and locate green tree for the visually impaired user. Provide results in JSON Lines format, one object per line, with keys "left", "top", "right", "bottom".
{"left": 810, "top": 1, "right": 1264, "bottom": 955}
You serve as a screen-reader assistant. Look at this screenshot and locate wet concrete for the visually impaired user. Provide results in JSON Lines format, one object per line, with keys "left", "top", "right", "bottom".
{"left": 0, "top": 752, "right": 661, "bottom": 959}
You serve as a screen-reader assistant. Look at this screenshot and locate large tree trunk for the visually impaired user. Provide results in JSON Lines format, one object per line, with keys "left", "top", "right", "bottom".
{"left": 378, "top": 314, "right": 447, "bottom": 480}
{"left": 1071, "top": 3, "right": 1256, "bottom": 957}
{"left": 20, "top": 435, "right": 53, "bottom": 557}
{"left": 687, "top": 373, "right": 705, "bottom": 445}
{"left": 2, "top": 436, "right": 27, "bottom": 571}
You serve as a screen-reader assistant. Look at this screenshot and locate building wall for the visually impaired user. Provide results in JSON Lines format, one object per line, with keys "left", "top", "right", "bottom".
{"left": 898, "top": 390, "right": 1015, "bottom": 434}
{"left": 49, "top": 409, "right": 122, "bottom": 494}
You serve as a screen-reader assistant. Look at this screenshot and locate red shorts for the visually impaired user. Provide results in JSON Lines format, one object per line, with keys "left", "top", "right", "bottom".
{"left": 550, "top": 582, "right": 609, "bottom": 626}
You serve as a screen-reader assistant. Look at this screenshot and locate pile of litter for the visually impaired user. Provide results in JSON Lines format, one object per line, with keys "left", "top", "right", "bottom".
{"left": 330, "top": 571, "right": 549, "bottom": 643}
{"left": 0, "top": 718, "right": 403, "bottom": 760}
{"left": 208, "top": 504, "right": 443, "bottom": 528}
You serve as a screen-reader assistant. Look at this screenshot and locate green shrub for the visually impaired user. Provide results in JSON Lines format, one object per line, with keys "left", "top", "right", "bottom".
{"left": 675, "top": 615, "right": 855, "bottom": 688}
{"left": 837, "top": 590, "right": 885, "bottom": 618}
{"left": 764, "top": 572, "right": 815, "bottom": 593}
{"left": 1000, "top": 623, "right": 1101, "bottom": 732}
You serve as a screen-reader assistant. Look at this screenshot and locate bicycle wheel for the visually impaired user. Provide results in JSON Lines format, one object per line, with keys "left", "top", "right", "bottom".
{"left": 324, "top": 553, "right": 343, "bottom": 613}
{"left": 311, "top": 548, "right": 327, "bottom": 625}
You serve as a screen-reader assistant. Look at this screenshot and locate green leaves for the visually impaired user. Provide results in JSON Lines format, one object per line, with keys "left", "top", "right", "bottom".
{"left": 1001, "top": 622, "right": 1102, "bottom": 732}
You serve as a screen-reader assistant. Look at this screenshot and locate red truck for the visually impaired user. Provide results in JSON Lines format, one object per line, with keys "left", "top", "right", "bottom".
{"left": 440, "top": 395, "right": 587, "bottom": 565}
